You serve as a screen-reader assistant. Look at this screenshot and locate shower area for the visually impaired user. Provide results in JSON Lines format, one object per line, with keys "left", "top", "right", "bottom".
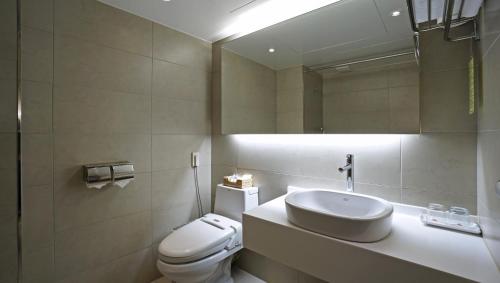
{"left": 1, "top": 0, "right": 20, "bottom": 282}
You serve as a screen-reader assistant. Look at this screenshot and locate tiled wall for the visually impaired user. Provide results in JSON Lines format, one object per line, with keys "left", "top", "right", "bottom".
{"left": 323, "top": 63, "right": 420, "bottom": 133}
{"left": 212, "top": 27, "right": 477, "bottom": 283}
{"left": 20, "top": 0, "right": 212, "bottom": 282}
{"left": 0, "top": 0, "right": 19, "bottom": 282}
{"left": 303, "top": 67, "right": 323, "bottom": 134}
{"left": 277, "top": 66, "right": 304, "bottom": 133}
{"left": 221, "top": 49, "right": 276, "bottom": 134}
{"left": 477, "top": 0, "right": 500, "bottom": 268}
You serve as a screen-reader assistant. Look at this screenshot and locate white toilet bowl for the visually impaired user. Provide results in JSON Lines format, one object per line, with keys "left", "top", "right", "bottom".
{"left": 156, "top": 213, "right": 243, "bottom": 283}
{"left": 156, "top": 185, "right": 259, "bottom": 283}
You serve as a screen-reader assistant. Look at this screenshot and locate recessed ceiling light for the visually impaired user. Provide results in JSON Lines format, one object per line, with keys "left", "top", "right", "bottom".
{"left": 268, "top": 48, "right": 275, "bottom": 53}
{"left": 162, "top": 0, "right": 171, "bottom": 2}
{"left": 391, "top": 10, "right": 401, "bottom": 17}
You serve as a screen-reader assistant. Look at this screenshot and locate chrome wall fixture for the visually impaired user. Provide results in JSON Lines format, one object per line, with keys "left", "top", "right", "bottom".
{"left": 83, "top": 161, "right": 135, "bottom": 189}
{"left": 309, "top": 51, "right": 417, "bottom": 72}
{"left": 406, "top": 0, "right": 481, "bottom": 42}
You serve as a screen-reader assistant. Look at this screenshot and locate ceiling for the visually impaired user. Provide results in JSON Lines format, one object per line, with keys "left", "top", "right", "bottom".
{"left": 98, "top": 0, "right": 340, "bottom": 42}
{"left": 223, "top": 0, "right": 416, "bottom": 70}
{"left": 98, "top": 0, "right": 254, "bottom": 42}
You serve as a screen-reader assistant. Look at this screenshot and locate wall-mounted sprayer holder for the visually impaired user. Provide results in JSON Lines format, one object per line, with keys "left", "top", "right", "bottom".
{"left": 83, "top": 161, "right": 134, "bottom": 189}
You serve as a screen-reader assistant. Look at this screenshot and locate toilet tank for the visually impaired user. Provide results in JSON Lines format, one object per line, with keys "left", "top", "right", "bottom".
{"left": 214, "top": 185, "right": 259, "bottom": 222}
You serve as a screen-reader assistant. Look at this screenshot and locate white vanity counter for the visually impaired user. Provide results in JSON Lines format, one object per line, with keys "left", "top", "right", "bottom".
{"left": 243, "top": 195, "right": 500, "bottom": 283}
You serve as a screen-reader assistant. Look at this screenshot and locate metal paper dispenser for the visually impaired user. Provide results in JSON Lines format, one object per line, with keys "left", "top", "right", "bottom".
{"left": 83, "top": 163, "right": 113, "bottom": 189}
{"left": 111, "top": 162, "right": 135, "bottom": 188}
{"left": 83, "top": 161, "right": 134, "bottom": 189}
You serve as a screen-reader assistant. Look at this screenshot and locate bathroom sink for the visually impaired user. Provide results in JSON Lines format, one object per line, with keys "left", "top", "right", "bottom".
{"left": 285, "top": 190, "right": 393, "bottom": 242}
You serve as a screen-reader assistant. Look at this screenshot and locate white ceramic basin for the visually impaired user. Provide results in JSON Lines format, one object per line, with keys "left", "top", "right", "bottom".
{"left": 285, "top": 190, "right": 393, "bottom": 242}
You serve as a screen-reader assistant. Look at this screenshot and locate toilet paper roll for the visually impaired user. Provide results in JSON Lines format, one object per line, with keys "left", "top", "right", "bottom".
{"left": 87, "top": 181, "right": 109, "bottom": 190}
{"left": 114, "top": 178, "right": 134, "bottom": 189}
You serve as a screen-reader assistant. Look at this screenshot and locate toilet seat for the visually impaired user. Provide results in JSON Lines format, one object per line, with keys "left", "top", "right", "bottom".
{"left": 158, "top": 214, "right": 242, "bottom": 264}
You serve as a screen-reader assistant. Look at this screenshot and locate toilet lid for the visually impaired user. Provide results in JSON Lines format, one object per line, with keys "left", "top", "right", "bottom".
{"left": 158, "top": 214, "right": 239, "bottom": 264}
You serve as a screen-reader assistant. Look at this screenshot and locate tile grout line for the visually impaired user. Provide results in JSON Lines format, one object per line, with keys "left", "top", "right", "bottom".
{"left": 51, "top": 0, "right": 56, "bottom": 279}
{"left": 400, "top": 135, "right": 403, "bottom": 202}
{"left": 150, "top": 20, "right": 154, "bottom": 250}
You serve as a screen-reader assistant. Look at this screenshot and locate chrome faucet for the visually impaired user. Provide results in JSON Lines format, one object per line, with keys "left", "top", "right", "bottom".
{"left": 338, "top": 154, "right": 354, "bottom": 192}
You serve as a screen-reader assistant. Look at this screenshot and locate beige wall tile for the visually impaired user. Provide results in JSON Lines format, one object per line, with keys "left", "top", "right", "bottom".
{"left": 152, "top": 96, "right": 211, "bottom": 134}
{"left": 1, "top": 132, "right": 15, "bottom": 157}
{"left": 389, "top": 85, "right": 420, "bottom": 133}
{"left": 0, "top": 234, "right": 18, "bottom": 283}
{"left": 0, "top": 59, "right": 17, "bottom": 80}
{"left": 153, "top": 23, "right": 211, "bottom": 72}
{"left": 22, "top": 81, "right": 53, "bottom": 134}
{"left": 54, "top": 172, "right": 151, "bottom": 232}
{"left": 22, "top": 185, "right": 54, "bottom": 253}
{"left": 0, "top": 168, "right": 17, "bottom": 223}
{"left": 55, "top": 211, "right": 152, "bottom": 280}
{"left": 55, "top": 0, "right": 152, "bottom": 56}
{"left": 22, "top": 134, "right": 53, "bottom": 187}
{"left": 0, "top": 0, "right": 19, "bottom": 64}
{"left": 478, "top": 38, "right": 500, "bottom": 131}
{"left": 354, "top": 183, "right": 401, "bottom": 203}
{"left": 153, "top": 59, "right": 210, "bottom": 101}
{"left": 277, "top": 111, "right": 303, "bottom": 134}
{"left": 221, "top": 49, "right": 276, "bottom": 134}
{"left": 387, "top": 66, "right": 419, "bottom": 87}
{"left": 22, "top": 27, "right": 54, "bottom": 83}
{"left": 17, "top": 0, "right": 215, "bottom": 281}
{"left": 0, "top": 157, "right": 16, "bottom": 283}
{"left": 22, "top": 245, "right": 54, "bottom": 283}
{"left": 53, "top": 133, "right": 151, "bottom": 173}
{"left": 322, "top": 65, "right": 418, "bottom": 134}
{"left": 152, "top": 166, "right": 210, "bottom": 241}
{"left": 0, "top": 0, "right": 17, "bottom": 62}
{"left": 57, "top": 247, "right": 158, "bottom": 283}
{"left": 22, "top": 0, "right": 54, "bottom": 32}
{"left": 211, "top": 135, "right": 238, "bottom": 167}
{"left": 478, "top": 202, "right": 500, "bottom": 268}
{"left": 211, "top": 165, "right": 237, "bottom": 202}
{"left": 477, "top": 131, "right": 500, "bottom": 218}
{"left": 477, "top": 0, "right": 500, "bottom": 269}
{"left": 421, "top": 69, "right": 476, "bottom": 133}
{"left": 277, "top": 66, "right": 303, "bottom": 92}
{"left": 54, "top": 34, "right": 152, "bottom": 95}
{"left": 277, "top": 90, "right": 303, "bottom": 113}
{"left": 152, "top": 135, "right": 210, "bottom": 171}
{"left": 53, "top": 85, "right": 151, "bottom": 134}
{"left": 420, "top": 28, "right": 471, "bottom": 72}
{"left": 0, "top": 79, "right": 17, "bottom": 133}
{"left": 402, "top": 133, "right": 476, "bottom": 212}
{"left": 222, "top": 109, "right": 276, "bottom": 134}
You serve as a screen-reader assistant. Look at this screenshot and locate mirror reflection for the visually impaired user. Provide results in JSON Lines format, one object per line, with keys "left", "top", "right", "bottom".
{"left": 220, "top": 0, "right": 420, "bottom": 134}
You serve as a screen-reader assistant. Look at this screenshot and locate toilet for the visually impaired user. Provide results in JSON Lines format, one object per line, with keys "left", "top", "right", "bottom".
{"left": 157, "top": 185, "right": 259, "bottom": 283}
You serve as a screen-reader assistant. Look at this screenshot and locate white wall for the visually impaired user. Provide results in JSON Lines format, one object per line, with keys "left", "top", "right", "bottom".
{"left": 20, "top": 0, "right": 212, "bottom": 282}
{"left": 477, "top": 0, "right": 500, "bottom": 269}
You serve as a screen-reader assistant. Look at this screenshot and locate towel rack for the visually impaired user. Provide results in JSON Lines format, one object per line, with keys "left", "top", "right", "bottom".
{"left": 406, "top": 0, "right": 481, "bottom": 42}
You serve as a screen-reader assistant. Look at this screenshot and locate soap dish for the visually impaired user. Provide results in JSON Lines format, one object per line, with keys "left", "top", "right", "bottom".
{"left": 420, "top": 204, "right": 482, "bottom": 235}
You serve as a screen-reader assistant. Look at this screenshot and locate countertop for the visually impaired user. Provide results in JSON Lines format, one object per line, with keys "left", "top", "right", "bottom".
{"left": 243, "top": 194, "right": 500, "bottom": 283}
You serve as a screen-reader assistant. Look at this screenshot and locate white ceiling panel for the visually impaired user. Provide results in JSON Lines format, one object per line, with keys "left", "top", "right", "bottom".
{"left": 224, "top": 0, "right": 415, "bottom": 70}
{"left": 98, "top": 0, "right": 259, "bottom": 42}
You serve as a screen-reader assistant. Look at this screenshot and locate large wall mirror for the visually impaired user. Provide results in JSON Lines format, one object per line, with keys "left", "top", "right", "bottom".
{"left": 219, "top": 0, "right": 420, "bottom": 134}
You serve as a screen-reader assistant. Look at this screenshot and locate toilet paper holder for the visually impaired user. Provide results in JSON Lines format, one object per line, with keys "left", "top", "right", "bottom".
{"left": 83, "top": 161, "right": 134, "bottom": 189}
